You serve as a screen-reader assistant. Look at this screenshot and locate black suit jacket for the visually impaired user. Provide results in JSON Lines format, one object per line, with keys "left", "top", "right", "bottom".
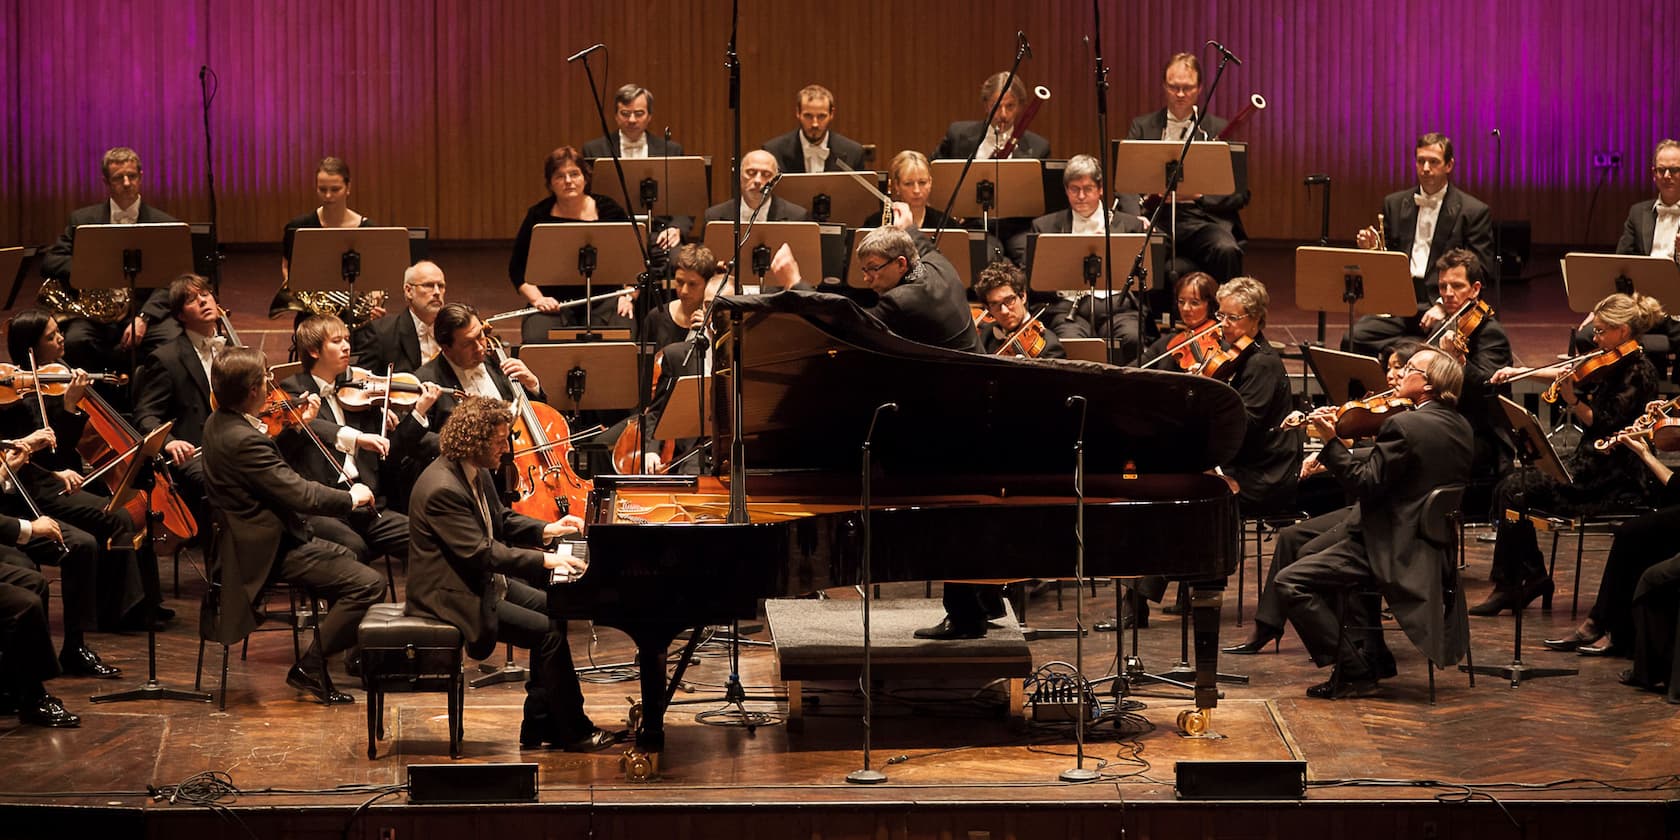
{"left": 581, "top": 132, "right": 684, "bottom": 160}
{"left": 1014, "top": 208, "right": 1145, "bottom": 267}
{"left": 1377, "top": 184, "right": 1494, "bottom": 306}
{"left": 404, "top": 457, "right": 549, "bottom": 659}
{"left": 414, "top": 355, "right": 543, "bottom": 432}
{"left": 702, "top": 196, "right": 810, "bottom": 225}
{"left": 762, "top": 129, "right": 867, "bottom": 174}
{"left": 201, "top": 407, "right": 356, "bottom": 643}
{"left": 134, "top": 329, "right": 214, "bottom": 446}
{"left": 933, "top": 120, "right": 1051, "bottom": 161}
{"left": 351, "top": 310, "right": 426, "bottom": 374}
{"left": 1617, "top": 199, "right": 1676, "bottom": 256}
{"left": 869, "top": 233, "right": 982, "bottom": 353}
{"left": 277, "top": 371, "right": 429, "bottom": 501}
{"left": 40, "top": 201, "right": 178, "bottom": 325}
{"left": 1318, "top": 400, "right": 1473, "bottom": 665}
{"left": 1118, "top": 109, "right": 1249, "bottom": 233}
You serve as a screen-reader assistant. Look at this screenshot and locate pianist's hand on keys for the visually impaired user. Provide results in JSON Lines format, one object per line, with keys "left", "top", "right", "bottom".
{"left": 547, "top": 540, "right": 589, "bottom": 584}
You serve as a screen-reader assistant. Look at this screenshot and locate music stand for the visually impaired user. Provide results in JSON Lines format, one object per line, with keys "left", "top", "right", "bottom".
{"left": 1294, "top": 246, "right": 1416, "bottom": 338}
{"left": 527, "top": 222, "right": 649, "bottom": 336}
{"left": 519, "top": 342, "right": 640, "bottom": 415}
{"left": 1495, "top": 396, "right": 1574, "bottom": 485}
{"left": 774, "top": 172, "right": 886, "bottom": 225}
{"left": 1303, "top": 346, "right": 1388, "bottom": 405}
{"left": 1110, "top": 140, "right": 1237, "bottom": 196}
{"left": 701, "top": 221, "right": 822, "bottom": 291}
{"left": 289, "top": 227, "right": 409, "bottom": 304}
{"left": 72, "top": 222, "right": 194, "bottom": 376}
{"left": 1560, "top": 252, "right": 1680, "bottom": 313}
{"left": 1024, "top": 233, "right": 1153, "bottom": 292}
{"left": 1060, "top": 338, "right": 1109, "bottom": 363}
{"left": 928, "top": 159, "right": 1045, "bottom": 228}
{"left": 586, "top": 156, "right": 711, "bottom": 224}
{"left": 843, "top": 228, "right": 980, "bottom": 288}
{"left": 653, "top": 375, "right": 714, "bottom": 440}
{"left": 0, "top": 245, "right": 32, "bottom": 310}
{"left": 547, "top": 327, "right": 632, "bottom": 343}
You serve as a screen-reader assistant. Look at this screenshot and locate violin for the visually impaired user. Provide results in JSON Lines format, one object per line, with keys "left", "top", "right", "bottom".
{"left": 1595, "top": 396, "right": 1680, "bottom": 453}
{"left": 0, "top": 363, "right": 127, "bottom": 403}
{"left": 1140, "top": 319, "right": 1220, "bottom": 371}
{"left": 484, "top": 331, "right": 592, "bottom": 520}
{"left": 1281, "top": 390, "right": 1417, "bottom": 440}
{"left": 1542, "top": 340, "right": 1640, "bottom": 404}
{"left": 1426, "top": 298, "right": 1493, "bottom": 361}
{"left": 334, "top": 367, "right": 464, "bottom": 411}
{"left": 1189, "top": 328, "right": 1255, "bottom": 380}
{"left": 993, "top": 307, "right": 1051, "bottom": 358}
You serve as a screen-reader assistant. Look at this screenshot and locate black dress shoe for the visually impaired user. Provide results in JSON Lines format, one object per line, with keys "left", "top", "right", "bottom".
{"left": 560, "top": 727, "right": 619, "bottom": 753}
{"left": 1305, "top": 671, "right": 1380, "bottom": 699}
{"left": 59, "top": 646, "right": 122, "bottom": 679}
{"left": 1578, "top": 641, "right": 1626, "bottom": 657}
{"left": 287, "top": 664, "right": 354, "bottom": 705}
{"left": 19, "top": 694, "right": 80, "bottom": 728}
{"left": 1543, "top": 627, "right": 1605, "bottom": 652}
{"left": 153, "top": 605, "right": 177, "bottom": 621}
{"left": 913, "top": 618, "right": 985, "bottom": 640}
{"left": 1222, "top": 624, "right": 1282, "bottom": 655}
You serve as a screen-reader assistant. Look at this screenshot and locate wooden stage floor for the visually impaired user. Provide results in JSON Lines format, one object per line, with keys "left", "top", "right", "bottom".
{"left": 1, "top": 532, "right": 1677, "bottom": 839}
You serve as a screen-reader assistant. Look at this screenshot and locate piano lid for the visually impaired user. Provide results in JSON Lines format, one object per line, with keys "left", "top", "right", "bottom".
{"left": 711, "top": 290, "right": 1246, "bottom": 476}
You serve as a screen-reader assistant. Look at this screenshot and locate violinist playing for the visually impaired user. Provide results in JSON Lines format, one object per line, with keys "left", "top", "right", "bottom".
{"left": 975, "top": 262, "right": 1065, "bottom": 359}
{"left": 1142, "top": 271, "right": 1218, "bottom": 371}
{"left": 4, "top": 309, "right": 154, "bottom": 649}
{"left": 278, "top": 314, "right": 438, "bottom": 562}
{"left": 1428, "top": 249, "right": 1513, "bottom": 481}
{"left": 1474, "top": 292, "right": 1666, "bottom": 616}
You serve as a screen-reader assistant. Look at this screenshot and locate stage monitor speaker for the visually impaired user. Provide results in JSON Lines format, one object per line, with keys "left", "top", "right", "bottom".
{"left": 407, "top": 762, "right": 538, "bottom": 804}
{"left": 1174, "top": 760, "right": 1306, "bottom": 800}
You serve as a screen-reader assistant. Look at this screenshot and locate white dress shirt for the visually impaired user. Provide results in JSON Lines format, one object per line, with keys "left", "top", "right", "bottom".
{"left": 1653, "top": 201, "right": 1680, "bottom": 260}
{"left": 800, "top": 132, "right": 830, "bottom": 172}
{"left": 109, "top": 198, "right": 141, "bottom": 225}
{"left": 1410, "top": 185, "right": 1449, "bottom": 279}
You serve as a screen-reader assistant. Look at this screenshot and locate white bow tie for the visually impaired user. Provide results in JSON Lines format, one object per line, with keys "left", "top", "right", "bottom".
{"left": 1656, "top": 203, "right": 1680, "bottom": 219}
{"left": 622, "top": 137, "right": 647, "bottom": 152}
{"left": 1414, "top": 192, "right": 1444, "bottom": 210}
{"left": 203, "top": 335, "right": 227, "bottom": 355}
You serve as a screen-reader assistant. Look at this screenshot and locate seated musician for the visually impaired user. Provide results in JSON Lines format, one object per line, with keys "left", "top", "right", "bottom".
{"left": 351, "top": 259, "right": 447, "bottom": 375}
{"left": 635, "top": 260, "right": 735, "bottom": 475}
{"left": 4, "top": 310, "right": 153, "bottom": 649}
{"left": 508, "top": 146, "right": 641, "bottom": 346}
{"left": 582, "top": 84, "right": 683, "bottom": 160}
{"left": 1545, "top": 432, "right": 1680, "bottom": 659}
{"left": 0, "top": 552, "right": 81, "bottom": 727}
{"left": 1346, "top": 132, "right": 1494, "bottom": 356}
{"left": 404, "top": 395, "right": 613, "bottom": 751}
{"left": 1474, "top": 292, "right": 1665, "bottom": 615}
{"left": 859, "top": 151, "right": 950, "bottom": 233}
{"left": 38, "top": 146, "right": 182, "bottom": 376}
{"left": 641, "top": 244, "right": 720, "bottom": 353}
{"left": 763, "top": 84, "right": 867, "bottom": 174}
{"left": 1143, "top": 271, "right": 1217, "bottom": 371}
{"left": 1273, "top": 347, "right": 1473, "bottom": 697}
{"left": 278, "top": 314, "right": 435, "bottom": 563}
{"left": 200, "top": 347, "right": 385, "bottom": 704}
{"left": 280, "top": 156, "right": 373, "bottom": 283}
{"left": 702, "top": 149, "right": 811, "bottom": 225}
{"left": 134, "top": 274, "right": 227, "bottom": 524}
{"left": 974, "top": 261, "right": 1065, "bottom": 359}
{"left": 415, "top": 303, "right": 545, "bottom": 431}
{"left": 1429, "top": 249, "right": 1512, "bottom": 481}
{"left": 1117, "top": 53, "right": 1250, "bottom": 283}
{"left": 933, "top": 72, "right": 1051, "bottom": 161}
{"left": 1570, "top": 140, "right": 1680, "bottom": 355}
{"left": 1018, "top": 154, "right": 1145, "bottom": 359}
{"left": 1226, "top": 341, "right": 1425, "bottom": 654}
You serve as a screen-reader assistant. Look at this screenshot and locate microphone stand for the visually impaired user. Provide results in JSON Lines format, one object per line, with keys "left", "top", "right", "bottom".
{"left": 198, "top": 66, "right": 225, "bottom": 296}
{"left": 574, "top": 45, "right": 658, "bottom": 480}
{"left": 1121, "top": 43, "right": 1238, "bottom": 361}
{"left": 1305, "top": 174, "right": 1332, "bottom": 344}
{"left": 847, "top": 401, "right": 897, "bottom": 785}
{"left": 1086, "top": 3, "right": 1129, "bottom": 368}
{"left": 1490, "top": 129, "right": 1504, "bottom": 309}
{"left": 929, "top": 32, "right": 1032, "bottom": 246}
{"left": 723, "top": 0, "right": 748, "bottom": 525}
{"left": 1059, "top": 396, "right": 1099, "bottom": 782}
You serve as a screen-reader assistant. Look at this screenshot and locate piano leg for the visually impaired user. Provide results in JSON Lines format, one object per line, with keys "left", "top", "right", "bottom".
{"left": 620, "top": 626, "right": 707, "bottom": 781}
{"left": 1189, "top": 584, "right": 1224, "bottom": 714}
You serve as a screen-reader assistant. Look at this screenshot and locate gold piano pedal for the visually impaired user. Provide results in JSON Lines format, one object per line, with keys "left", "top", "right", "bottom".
{"left": 1176, "top": 707, "right": 1214, "bottom": 737}
{"left": 621, "top": 748, "right": 660, "bottom": 782}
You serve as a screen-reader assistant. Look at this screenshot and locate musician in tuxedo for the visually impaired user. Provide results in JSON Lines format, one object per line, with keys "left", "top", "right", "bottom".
{"left": 134, "top": 273, "right": 225, "bottom": 524}
{"left": 1020, "top": 154, "right": 1146, "bottom": 359}
{"left": 702, "top": 149, "right": 811, "bottom": 226}
{"left": 1429, "top": 249, "right": 1512, "bottom": 480}
{"left": 1348, "top": 132, "right": 1494, "bottom": 356}
{"left": 581, "top": 85, "right": 683, "bottom": 160}
{"left": 352, "top": 260, "right": 447, "bottom": 374}
{"left": 414, "top": 303, "right": 545, "bottom": 432}
{"left": 974, "top": 262, "right": 1065, "bottom": 359}
{"left": 404, "top": 395, "right": 613, "bottom": 751}
{"left": 39, "top": 146, "right": 182, "bottom": 375}
{"left": 0, "top": 559, "right": 81, "bottom": 727}
{"left": 763, "top": 84, "right": 867, "bottom": 175}
{"left": 200, "top": 346, "right": 385, "bottom": 704}
{"left": 279, "top": 314, "right": 436, "bottom": 563}
{"left": 1618, "top": 140, "right": 1680, "bottom": 260}
{"left": 1273, "top": 347, "right": 1473, "bottom": 698}
{"left": 1118, "top": 53, "right": 1250, "bottom": 284}
{"left": 933, "top": 72, "right": 1051, "bottom": 161}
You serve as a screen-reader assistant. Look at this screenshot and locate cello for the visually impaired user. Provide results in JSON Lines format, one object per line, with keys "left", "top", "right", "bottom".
{"left": 75, "top": 387, "right": 198, "bottom": 554}
{"left": 484, "top": 333, "right": 592, "bottom": 521}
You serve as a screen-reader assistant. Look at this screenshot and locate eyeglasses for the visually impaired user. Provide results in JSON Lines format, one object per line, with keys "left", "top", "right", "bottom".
{"left": 861, "top": 259, "right": 899, "bottom": 276}
{"left": 1214, "top": 311, "right": 1249, "bottom": 323}
{"left": 985, "top": 294, "right": 1020, "bottom": 311}
{"left": 405, "top": 281, "right": 446, "bottom": 291}
{"left": 1401, "top": 364, "right": 1430, "bottom": 378}
{"left": 1653, "top": 167, "right": 1680, "bottom": 177}
{"left": 1164, "top": 84, "right": 1199, "bottom": 95}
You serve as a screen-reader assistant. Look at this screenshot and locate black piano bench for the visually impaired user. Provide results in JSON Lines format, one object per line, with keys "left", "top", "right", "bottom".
{"left": 358, "top": 603, "right": 465, "bottom": 760}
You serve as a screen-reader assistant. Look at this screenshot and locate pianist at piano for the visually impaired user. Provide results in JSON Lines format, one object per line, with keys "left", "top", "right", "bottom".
{"left": 403, "top": 395, "right": 616, "bottom": 752}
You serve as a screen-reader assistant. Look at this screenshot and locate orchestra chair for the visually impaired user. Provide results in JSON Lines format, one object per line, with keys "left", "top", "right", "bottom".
{"left": 193, "top": 511, "right": 321, "bottom": 710}
{"left": 357, "top": 602, "right": 464, "bottom": 760}
{"left": 1236, "top": 507, "right": 1307, "bottom": 628}
{"left": 1514, "top": 508, "right": 1649, "bottom": 619}
{"left": 1332, "top": 484, "right": 1473, "bottom": 703}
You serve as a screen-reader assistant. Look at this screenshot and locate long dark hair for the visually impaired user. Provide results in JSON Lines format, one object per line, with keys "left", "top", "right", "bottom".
{"left": 5, "top": 309, "right": 54, "bottom": 364}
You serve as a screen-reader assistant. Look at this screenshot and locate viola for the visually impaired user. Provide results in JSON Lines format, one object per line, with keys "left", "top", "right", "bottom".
{"left": 1426, "top": 298, "right": 1493, "bottom": 361}
{"left": 0, "top": 363, "right": 127, "bottom": 403}
{"left": 1189, "top": 329, "right": 1254, "bottom": 380}
{"left": 993, "top": 308, "right": 1051, "bottom": 358}
{"left": 1140, "top": 319, "right": 1220, "bottom": 371}
{"left": 1281, "top": 391, "right": 1416, "bottom": 440}
{"left": 485, "top": 333, "right": 592, "bottom": 521}
{"left": 1595, "top": 396, "right": 1680, "bottom": 453}
{"left": 1542, "top": 339, "right": 1641, "bottom": 404}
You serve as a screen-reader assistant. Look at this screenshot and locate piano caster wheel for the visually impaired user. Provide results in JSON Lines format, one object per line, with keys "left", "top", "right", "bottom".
{"left": 1176, "top": 708, "right": 1212, "bottom": 736}
{"left": 621, "top": 749, "right": 660, "bottom": 782}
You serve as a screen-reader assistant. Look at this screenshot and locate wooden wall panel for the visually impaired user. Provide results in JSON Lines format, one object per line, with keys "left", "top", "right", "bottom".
{"left": 1, "top": 0, "right": 18, "bottom": 245}
{"left": 6, "top": 0, "right": 1676, "bottom": 251}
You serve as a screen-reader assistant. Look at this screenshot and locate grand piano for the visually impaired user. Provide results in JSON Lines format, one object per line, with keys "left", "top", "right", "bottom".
{"left": 550, "top": 289, "right": 1246, "bottom": 774}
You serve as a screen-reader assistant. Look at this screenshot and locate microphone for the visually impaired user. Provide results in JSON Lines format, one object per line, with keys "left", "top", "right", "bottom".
{"left": 1017, "top": 31, "right": 1032, "bottom": 60}
{"left": 1304, "top": 174, "right": 1331, "bottom": 186}
{"left": 761, "top": 172, "right": 784, "bottom": 198}
{"left": 1490, "top": 128, "right": 1501, "bottom": 137}
{"left": 1206, "top": 40, "right": 1242, "bottom": 65}
{"left": 199, "top": 66, "right": 207, "bottom": 80}
{"left": 664, "top": 126, "right": 672, "bottom": 142}
{"left": 566, "top": 43, "right": 605, "bottom": 62}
